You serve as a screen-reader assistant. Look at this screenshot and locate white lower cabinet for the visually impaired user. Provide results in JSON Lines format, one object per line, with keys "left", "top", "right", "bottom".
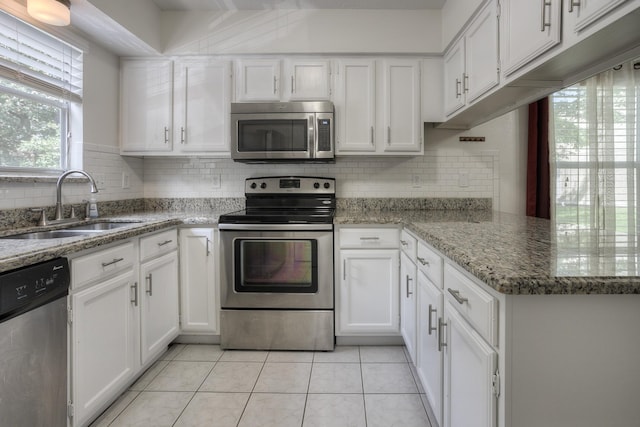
{"left": 139, "top": 251, "right": 179, "bottom": 365}
{"left": 417, "top": 270, "right": 444, "bottom": 426}
{"left": 443, "top": 300, "right": 498, "bottom": 427}
{"left": 400, "top": 251, "right": 417, "bottom": 364}
{"left": 179, "top": 228, "right": 218, "bottom": 334}
{"left": 70, "top": 270, "right": 137, "bottom": 427}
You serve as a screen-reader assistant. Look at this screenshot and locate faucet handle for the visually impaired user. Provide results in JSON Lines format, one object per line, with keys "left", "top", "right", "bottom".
{"left": 30, "top": 208, "right": 48, "bottom": 226}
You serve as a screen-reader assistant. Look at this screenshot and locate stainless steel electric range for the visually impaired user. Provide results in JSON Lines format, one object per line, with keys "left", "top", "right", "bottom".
{"left": 218, "top": 176, "right": 335, "bottom": 351}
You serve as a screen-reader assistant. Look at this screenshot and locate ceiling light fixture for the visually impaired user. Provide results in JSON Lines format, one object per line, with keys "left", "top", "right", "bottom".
{"left": 27, "top": 0, "right": 71, "bottom": 26}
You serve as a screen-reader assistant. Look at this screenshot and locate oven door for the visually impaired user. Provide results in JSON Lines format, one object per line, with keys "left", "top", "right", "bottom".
{"left": 231, "top": 113, "right": 315, "bottom": 161}
{"left": 220, "top": 228, "right": 333, "bottom": 309}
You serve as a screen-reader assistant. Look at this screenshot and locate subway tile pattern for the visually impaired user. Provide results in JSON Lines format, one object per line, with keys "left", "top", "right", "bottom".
{"left": 90, "top": 344, "right": 434, "bottom": 427}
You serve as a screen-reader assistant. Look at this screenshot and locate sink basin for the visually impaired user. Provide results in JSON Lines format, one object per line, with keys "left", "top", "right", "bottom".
{"left": 1, "top": 230, "right": 97, "bottom": 239}
{"left": 0, "top": 221, "right": 142, "bottom": 240}
{"left": 64, "top": 221, "right": 141, "bottom": 231}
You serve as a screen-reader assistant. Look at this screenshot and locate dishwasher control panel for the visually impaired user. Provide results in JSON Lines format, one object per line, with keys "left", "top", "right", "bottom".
{"left": 0, "top": 258, "right": 69, "bottom": 321}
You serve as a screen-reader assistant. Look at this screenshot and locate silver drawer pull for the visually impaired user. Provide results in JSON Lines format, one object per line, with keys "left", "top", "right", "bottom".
{"left": 146, "top": 274, "right": 153, "bottom": 296}
{"left": 400, "top": 240, "right": 408, "bottom": 247}
{"left": 359, "top": 237, "right": 380, "bottom": 241}
{"left": 102, "top": 257, "right": 124, "bottom": 267}
{"left": 428, "top": 304, "right": 437, "bottom": 335}
{"left": 448, "top": 288, "right": 468, "bottom": 304}
{"left": 157, "top": 239, "right": 173, "bottom": 247}
{"left": 131, "top": 282, "right": 138, "bottom": 306}
{"left": 405, "top": 275, "right": 413, "bottom": 298}
{"left": 417, "top": 257, "right": 429, "bottom": 266}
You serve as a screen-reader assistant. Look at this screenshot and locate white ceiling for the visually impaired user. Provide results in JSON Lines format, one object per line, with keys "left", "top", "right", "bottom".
{"left": 151, "top": 0, "right": 446, "bottom": 11}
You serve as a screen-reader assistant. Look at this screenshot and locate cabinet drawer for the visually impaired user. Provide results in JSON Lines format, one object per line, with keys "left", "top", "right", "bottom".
{"left": 444, "top": 263, "right": 497, "bottom": 346}
{"left": 72, "top": 242, "right": 135, "bottom": 289}
{"left": 417, "top": 241, "right": 443, "bottom": 288}
{"left": 400, "top": 229, "right": 417, "bottom": 258}
{"left": 140, "top": 228, "right": 178, "bottom": 261}
{"left": 339, "top": 227, "right": 399, "bottom": 249}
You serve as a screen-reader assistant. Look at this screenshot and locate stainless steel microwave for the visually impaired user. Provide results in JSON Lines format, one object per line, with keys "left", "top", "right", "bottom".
{"left": 231, "top": 101, "right": 334, "bottom": 163}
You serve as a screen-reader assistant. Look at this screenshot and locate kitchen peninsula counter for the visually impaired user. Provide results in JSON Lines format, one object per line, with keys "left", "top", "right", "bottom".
{"left": 335, "top": 209, "right": 640, "bottom": 295}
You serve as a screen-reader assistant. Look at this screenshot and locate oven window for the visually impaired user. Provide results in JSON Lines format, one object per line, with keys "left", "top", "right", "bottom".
{"left": 237, "top": 120, "right": 308, "bottom": 152}
{"left": 234, "top": 239, "right": 318, "bottom": 293}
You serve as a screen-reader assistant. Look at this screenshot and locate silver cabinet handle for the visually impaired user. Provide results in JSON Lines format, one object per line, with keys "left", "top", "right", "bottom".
{"left": 291, "top": 75, "right": 294, "bottom": 93}
{"left": 428, "top": 304, "right": 437, "bottom": 335}
{"left": 400, "top": 240, "right": 408, "bottom": 247}
{"left": 447, "top": 288, "right": 468, "bottom": 304}
{"left": 206, "top": 237, "right": 211, "bottom": 256}
{"left": 157, "top": 239, "right": 173, "bottom": 247}
{"left": 370, "top": 126, "right": 374, "bottom": 145}
{"left": 164, "top": 126, "right": 169, "bottom": 144}
{"left": 463, "top": 73, "right": 469, "bottom": 93}
{"left": 438, "top": 318, "right": 447, "bottom": 351}
{"left": 343, "top": 259, "right": 346, "bottom": 281}
{"left": 360, "top": 237, "right": 380, "bottom": 241}
{"left": 417, "top": 257, "right": 429, "bottom": 266}
{"left": 180, "top": 126, "right": 185, "bottom": 144}
{"left": 568, "top": 0, "right": 580, "bottom": 12}
{"left": 405, "top": 275, "right": 413, "bottom": 298}
{"left": 455, "top": 78, "right": 461, "bottom": 98}
{"left": 131, "top": 282, "right": 138, "bottom": 306}
{"left": 102, "top": 257, "right": 124, "bottom": 267}
{"left": 387, "top": 126, "right": 391, "bottom": 145}
{"left": 146, "top": 274, "right": 153, "bottom": 296}
{"left": 273, "top": 76, "right": 277, "bottom": 94}
{"left": 541, "top": 0, "right": 552, "bottom": 31}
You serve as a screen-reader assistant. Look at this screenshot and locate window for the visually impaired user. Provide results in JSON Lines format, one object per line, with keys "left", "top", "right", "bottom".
{"left": 550, "top": 60, "right": 640, "bottom": 274}
{"left": 0, "top": 11, "right": 82, "bottom": 172}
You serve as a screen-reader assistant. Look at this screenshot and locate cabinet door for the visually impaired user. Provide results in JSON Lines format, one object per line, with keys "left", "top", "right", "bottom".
{"left": 443, "top": 40, "right": 465, "bottom": 116}
{"left": 501, "top": 0, "right": 562, "bottom": 76}
{"left": 179, "top": 228, "right": 218, "bottom": 333}
{"left": 465, "top": 0, "right": 499, "bottom": 103}
{"left": 71, "top": 271, "right": 137, "bottom": 427}
{"left": 338, "top": 249, "right": 399, "bottom": 335}
{"left": 174, "top": 59, "right": 231, "bottom": 154}
{"left": 335, "top": 59, "right": 377, "bottom": 153}
{"left": 285, "top": 60, "right": 332, "bottom": 100}
{"left": 382, "top": 59, "right": 422, "bottom": 153}
{"left": 140, "top": 251, "right": 179, "bottom": 365}
{"left": 235, "top": 59, "right": 281, "bottom": 101}
{"left": 444, "top": 301, "right": 497, "bottom": 427}
{"left": 571, "top": 0, "right": 628, "bottom": 31}
{"left": 120, "top": 59, "right": 173, "bottom": 153}
{"left": 417, "top": 271, "right": 444, "bottom": 427}
{"left": 400, "top": 252, "right": 417, "bottom": 364}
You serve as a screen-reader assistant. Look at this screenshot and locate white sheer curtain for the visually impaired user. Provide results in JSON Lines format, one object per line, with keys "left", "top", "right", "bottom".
{"left": 550, "top": 60, "right": 639, "bottom": 274}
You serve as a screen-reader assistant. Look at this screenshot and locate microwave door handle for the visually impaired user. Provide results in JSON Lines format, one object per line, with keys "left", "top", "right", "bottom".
{"left": 309, "top": 114, "right": 315, "bottom": 158}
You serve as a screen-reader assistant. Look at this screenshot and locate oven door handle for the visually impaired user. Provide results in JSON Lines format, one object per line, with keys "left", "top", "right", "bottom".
{"left": 218, "top": 223, "right": 333, "bottom": 231}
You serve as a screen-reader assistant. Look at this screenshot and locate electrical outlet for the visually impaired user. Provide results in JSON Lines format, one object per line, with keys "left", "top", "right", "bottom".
{"left": 411, "top": 175, "right": 422, "bottom": 188}
{"left": 121, "top": 172, "right": 130, "bottom": 189}
{"left": 211, "top": 174, "right": 221, "bottom": 189}
{"left": 459, "top": 172, "right": 469, "bottom": 187}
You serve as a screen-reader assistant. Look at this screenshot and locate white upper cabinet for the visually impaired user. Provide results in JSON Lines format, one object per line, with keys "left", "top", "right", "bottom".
{"left": 500, "top": 0, "right": 562, "bottom": 77}
{"left": 121, "top": 58, "right": 231, "bottom": 156}
{"left": 173, "top": 59, "right": 231, "bottom": 154}
{"left": 443, "top": 0, "right": 499, "bottom": 117}
{"left": 235, "top": 59, "right": 332, "bottom": 101}
{"left": 569, "top": 0, "right": 629, "bottom": 32}
{"left": 336, "top": 59, "right": 422, "bottom": 155}
{"left": 120, "top": 59, "right": 173, "bottom": 153}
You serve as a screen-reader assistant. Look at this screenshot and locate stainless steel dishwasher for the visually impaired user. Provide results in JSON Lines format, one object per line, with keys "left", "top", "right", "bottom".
{"left": 0, "top": 258, "right": 70, "bottom": 427}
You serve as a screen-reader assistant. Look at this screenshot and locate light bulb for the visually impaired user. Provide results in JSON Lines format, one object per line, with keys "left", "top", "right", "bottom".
{"left": 27, "top": 0, "right": 71, "bottom": 26}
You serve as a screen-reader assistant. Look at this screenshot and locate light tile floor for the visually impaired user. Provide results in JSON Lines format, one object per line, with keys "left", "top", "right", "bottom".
{"left": 91, "top": 344, "right": 436, "bottom": 427}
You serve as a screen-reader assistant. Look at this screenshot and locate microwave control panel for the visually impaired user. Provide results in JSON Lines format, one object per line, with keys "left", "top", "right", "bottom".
{"left": 317, "top": 118, "right": 332, "bottom": 152}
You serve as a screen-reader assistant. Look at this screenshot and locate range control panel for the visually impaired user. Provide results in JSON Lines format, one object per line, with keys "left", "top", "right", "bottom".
{"left": 245, "top": 176, "right": 335, "bottom": 195}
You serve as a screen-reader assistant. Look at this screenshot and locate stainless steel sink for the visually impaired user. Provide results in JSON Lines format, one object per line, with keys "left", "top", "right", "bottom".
{"left": 0, "top": 221, "right": 142, "bottom": 239}
{"left": 64, "top": 221, "right": 141, "bottom": 231}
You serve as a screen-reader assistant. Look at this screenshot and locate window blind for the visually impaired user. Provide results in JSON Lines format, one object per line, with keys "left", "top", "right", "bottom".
{"left": 0, "top": 10, "right": 82, "bottom": 103}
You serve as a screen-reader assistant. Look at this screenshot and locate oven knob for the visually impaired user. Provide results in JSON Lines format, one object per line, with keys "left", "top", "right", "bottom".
{"left": 324, "top": 182, "right": 331, "bottom": 189}
{"left": 260, "top": 182, "right": 267, "bottom": 189}
{"left": 313, "top": 182, "right": 320, "bottom": 189}
{"left": 250, "top": 183, "right": 257, "bottom": 189}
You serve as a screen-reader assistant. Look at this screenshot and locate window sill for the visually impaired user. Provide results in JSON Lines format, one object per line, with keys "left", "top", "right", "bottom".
{"left": 0, "top": 174, "right": 88, "bottom": 183}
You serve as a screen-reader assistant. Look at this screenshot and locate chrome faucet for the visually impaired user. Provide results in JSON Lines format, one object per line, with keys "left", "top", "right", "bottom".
{"left": 55, "top": 170, "right": 99, "bottom": 221}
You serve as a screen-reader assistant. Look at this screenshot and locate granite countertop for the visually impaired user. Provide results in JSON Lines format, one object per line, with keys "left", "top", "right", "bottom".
{"left": 335, "top": 209, "right": 640, "bottom": 295}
